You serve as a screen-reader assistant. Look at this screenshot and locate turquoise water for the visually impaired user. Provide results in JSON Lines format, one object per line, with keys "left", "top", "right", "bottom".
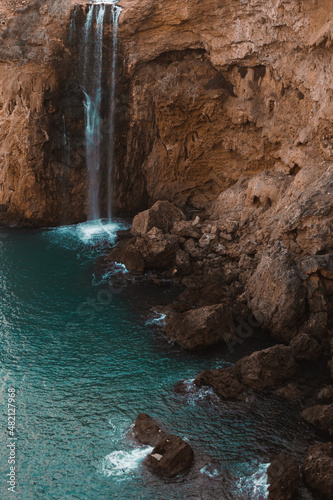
{"left": 0, "top": 222, "right": 318, "bottom": 499}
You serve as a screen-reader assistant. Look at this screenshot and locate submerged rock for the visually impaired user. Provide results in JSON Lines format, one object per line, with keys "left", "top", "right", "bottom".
{"left": 267, "top": 454, "right": 300, "bottom": 500}
{"left": 165, "top": 303, "right": 236, "bottom": 350}
{"left": 301, "top": 404, "right": 333, "bottom": 437}
{"left": 132, "top": 201, "right": 185, "bottom": 236}
{"left": 303, "top": 443, "right": 333, "bottom": 499}
{"left": 235, "top": 345, "right": 297, "bottom": 390}
{"left": 132, "top": 413, "right": 194, "bottom": 478}
{"left": 194, "top": 366, "right": 246, "bottom": 400}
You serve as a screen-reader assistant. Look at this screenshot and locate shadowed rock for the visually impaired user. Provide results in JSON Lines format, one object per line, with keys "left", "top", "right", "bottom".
{"left": 301, "top": 404, "right": 333, "bottom": 437}
{"left": 267, "top": 454, "right": 300, "bottom": 500}
{"left": 303, "top": 443, "right": 333, "bottom": 499}
{"left": 132, "top": 413, "right": 194, "bottom": 478}
{"left": 194, "top": 366, "right": 246, "bottom": 400}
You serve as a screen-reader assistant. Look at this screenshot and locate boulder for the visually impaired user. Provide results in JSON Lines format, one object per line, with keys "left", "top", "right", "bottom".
{"left": 245, "top": 242, "right": 306, "bottom": 341}
{"left": 289, "top": 332, "right": 321, "bottom": 361}
{"left": 235, "top": 345, "right": 297, "bottom": 390}
{"left": 165, "top": 303, "right": 236, "bottom": 350}
{"left": 303, "top": 443, "right": 333, "bottom": 499}
{"left": 132, "top": 413, "right": 194, "bottom": 478}
{"left": 132, "top": 201, "right": 185, "bottom": 236}
{"left": 194, "top": 366, "right": 246, "bottom": 400}
{"left": 175, "top": 248, "right": 191, "bottom": 274}
{"left": 274, "top": 383, "right": 302, "bottom": 400}
{"left": 107, "top": 241, "right": 145, "bottom": 274}
{"left": 267, "top": 454, "right": 300, "bottom": 500}
{"left": 135, "top": 228, "right": 179, "bottom": 269}
{"left": 301, "top": 404, "right": 333, "bottom": 437}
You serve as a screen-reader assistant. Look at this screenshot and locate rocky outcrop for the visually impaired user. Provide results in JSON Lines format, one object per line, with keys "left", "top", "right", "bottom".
{"left": 301, "top": 404, "right": 333, "bottom": 437}
{"left": 165, "top": 303, "right": 236, "bottom": 351}
{"left": 132, "top": 413, "right": 194, "bottom": 478}
{"left": 303, "top": 443, "right": 333, "bottom": 500}
{"left": 267, "top": 455, "right": 300, "bottom": 500}
{"left": 235, "top": 345, "right": 297, "bottom": 390}
{"left": 132, "top": 200, "right": 185, "bottom": 236}
{"left": 194, "top": 367, "right": 246, "bottom": 400}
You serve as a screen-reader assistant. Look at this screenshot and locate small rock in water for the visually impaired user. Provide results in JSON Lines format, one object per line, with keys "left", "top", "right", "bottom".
{"left": 267, "top": 454, "right": 300, "bottom": 500}
{"left": 132, "top": 413, "right": 194, "bottom": 478}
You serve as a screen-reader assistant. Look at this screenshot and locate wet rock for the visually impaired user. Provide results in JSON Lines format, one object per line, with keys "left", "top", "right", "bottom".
{"left": 135, "top": 228, "right": 179, "bottom": 269}
{"left": 107, "top": 241, "right": 145, "bottom": 274}
{"left": 301, "top": 404, "right": 333, "bottom": 437}
{"left": 245, "top": 243, "right": 306, "bottom": 341}
{"left": 274, "top": 383, "right": 302, "bottom": 400}
{"left": 165, "top": 303, "right": 236, "bottom": 350}
{"left": 132, "top": 413, "right": 194, "bottom": 478}
{"left": 267, "top": 454, "right": 300, "bottom": 500}
{"left": 132, "top": 201, "right": 185, "bottom": 236}
{"left": 289, "top": 332, "right": 321, "bottom": 361}
{"left": 303, "top": 443, "right": 333, "bottom": 499}
{"left": 194, "top": 366, "right": 246, "bottom": 400}
{"left": 235, "top": 345, "right": 297, "bottom": 390}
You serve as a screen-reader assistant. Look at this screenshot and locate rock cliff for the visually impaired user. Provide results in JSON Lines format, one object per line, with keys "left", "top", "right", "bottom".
{"left": 0, "top": 0, "right": 332, "bottom": 225}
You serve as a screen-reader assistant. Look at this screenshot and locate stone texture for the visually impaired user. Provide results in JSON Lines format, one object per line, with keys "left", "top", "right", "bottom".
{"left": 301, "top": 404, "right": 333, "bottom": 437}
{"left": 235, "top": 345, "right": 297, "bottom": 390}
{"left": 134, "top": 228, "right": 179, "bottom": 269}
{"left": 303, "top": 443, "right": 333, "bottom": 500}
{"left": 132, "top": 413, "right": 194, "bottom": 478}
{"left": 194, "top": 367, "right": 246, "bottom": 400}
{"left": 245, "top": 243, "right": 306, "bottom": 341}
{"left": 132, "top": 201, "right": 185, "bottom": 236}
{"left": 289, "top": 332, "right": 321, "bottom": 361}
{"left": 107, "top": 241, "right": 145, "bottom": 274}
{"left": 267, "top": 454, "right": 300, "bottom": 500}
{"left": 165, "top": 303, "right": 236, "bottom": 351}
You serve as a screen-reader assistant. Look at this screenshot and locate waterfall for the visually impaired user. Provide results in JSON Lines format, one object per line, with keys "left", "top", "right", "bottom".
{"left": 78, "top": 1, "right": 121, "bottom": 222}
{"left": 83, "top": 4, "right": 105, "bottom": 221}
{"left": 107, "top": 3, "right": 121, "bottom": 221}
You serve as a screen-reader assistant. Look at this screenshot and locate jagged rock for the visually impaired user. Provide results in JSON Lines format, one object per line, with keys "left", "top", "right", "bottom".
{"left": 132, "top": 201, "right": 185, "bottom": 236}
{"left": 107, "top": 241, "right": 145, "bottom": 274}
{"left": 171, "top": 220, "right": 201, "bottom": 239}
{"left": 301, "top": 404, "right": 333, "bottom": 437}
{"left": 274, "top": 383, "right": 302, "bottom": 400}
{"left": 289, "top": 332, "right": 321, "bottom": 361}
{"left": 132, "top": 413, "right": 194, "bottom": 478}
{"left": 245, "top": 243, "right": 306, "bottom": 341}
{"left": 235, "top": 345, "right": 297, "bottom": 390}
{"left": 267, "top": 454, "right": 300, "bottom": 500}
{"left": 134, "top": 228, "right": 179, "bottom": 269}
{"left": 303, "top": 443, "right": 333, "bottom": 499}
{"left": 165, "top": 303, "right": 236, "bottom": 350}
{"left": 300, "top": 254, "right": 333, "bottom": 277}
{"left": 194, "top": 367, "right": 246, "bottom": 400}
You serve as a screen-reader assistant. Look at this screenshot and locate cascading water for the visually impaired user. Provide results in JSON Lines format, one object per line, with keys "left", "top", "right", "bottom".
{"left": 72, "top": 0, "right": 122, "bottom": 222}
{"left": 107, "top": 3, "right": 121, "bottom": 221}
{"left": 83, "top": 3, "right": 106, "bottom": 221}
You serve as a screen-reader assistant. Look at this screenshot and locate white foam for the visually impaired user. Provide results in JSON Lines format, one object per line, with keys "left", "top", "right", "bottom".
{"left": 236, "top": 463, "right": 269, "bottom": 499}
{"left": 200, "top": 465, "right": 220, "bottom": 478}
{"left": 101, "top": 446, "right": 154, "bottom": 478}
{"left": 45, "top": 219, "right": 128, "bottom": 249}
{"left": 145, "top": 312, "right": 167, "bottom": 327}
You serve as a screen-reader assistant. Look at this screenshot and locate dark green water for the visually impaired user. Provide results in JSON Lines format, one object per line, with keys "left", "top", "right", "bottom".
{"left": 0, "top": 222, "right": 318, "bottom": 499}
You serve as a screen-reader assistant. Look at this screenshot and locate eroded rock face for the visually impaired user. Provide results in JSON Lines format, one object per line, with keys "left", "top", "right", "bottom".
{"left": 245, "top": 243, "right": 306, "bottom": 341}
{"left": 132, "top": 413, "right": 194, "bottom": 478}
{"left": 165, "top": 303, "right": 236, "bottom": 350}
{"left": 303, "top": 443, "right": 333, "bottom": 500}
